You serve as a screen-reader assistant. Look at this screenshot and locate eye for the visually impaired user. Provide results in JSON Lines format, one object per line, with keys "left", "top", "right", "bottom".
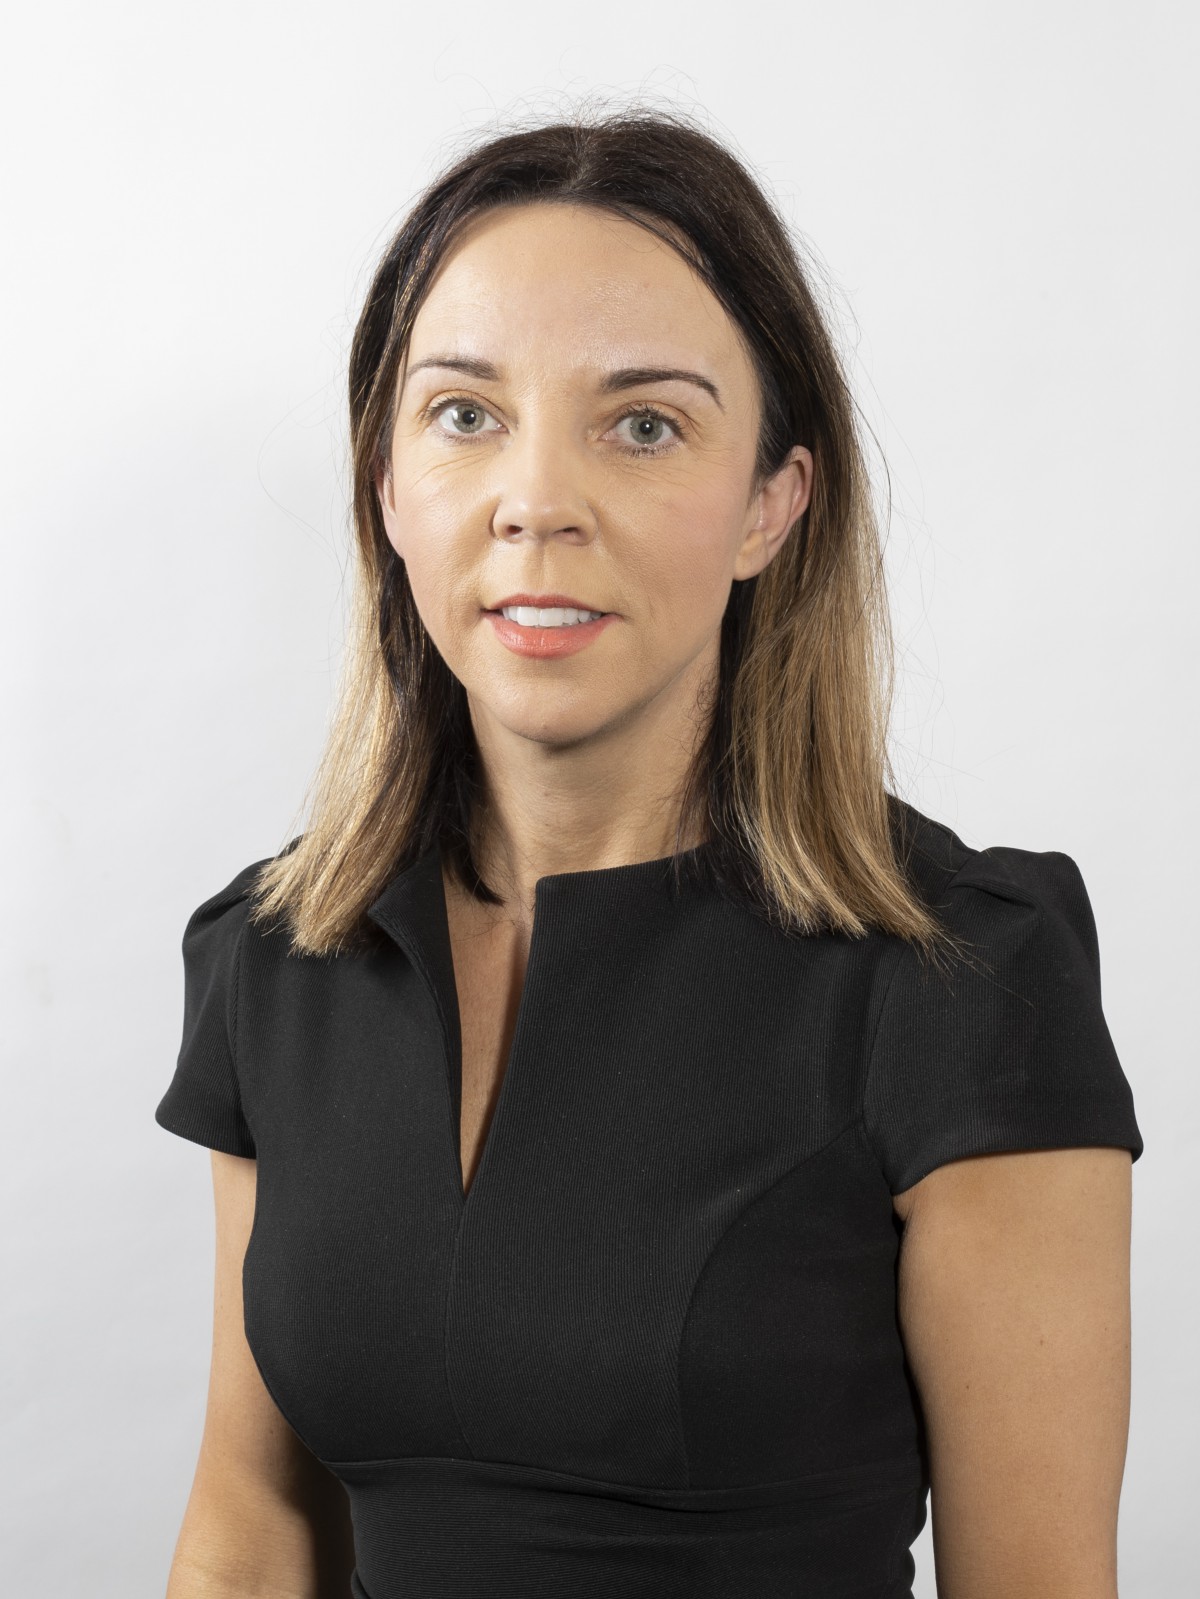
{"left": 612, "top": 406, "right": 683, "bottom": 456}
{"left": 427, "top": 396, "right": 503, "bottom": 439}
{"left": 420, "top": 394, "right": 685, "bottom": 456}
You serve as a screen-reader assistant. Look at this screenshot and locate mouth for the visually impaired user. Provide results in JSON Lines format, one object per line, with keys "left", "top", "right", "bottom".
{"left": 483, "top": 605, "right": 617, "bottom": 656}
{"left": 484, "top": 596, "right": 613, "bottom": 626}
{"left": 486, "top": 592, "right": 611, "bottom": 613}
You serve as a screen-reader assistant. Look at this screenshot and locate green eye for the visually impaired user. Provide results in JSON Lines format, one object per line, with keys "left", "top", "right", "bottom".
{"left": 612, "top": 407, "right": 682, "bottom": 457}
{"left": 432, "top": 399, "right": 498, "bottom": 436}
{"left": 423, "top": 395, "right": 684, "bottom": 456}
{"left": 629, "top": 414, "right": 665, "bottom": 445}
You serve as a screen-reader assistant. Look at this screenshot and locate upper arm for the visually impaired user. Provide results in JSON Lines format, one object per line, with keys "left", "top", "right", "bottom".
{"left": 894, "top": 1146, "right": 1133, "bottom": 1599}
{"left": 167, "top": 1151, "right": 355, "bottom": 1595}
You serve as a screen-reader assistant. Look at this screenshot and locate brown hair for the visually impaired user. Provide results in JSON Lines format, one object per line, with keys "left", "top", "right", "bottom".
{"left": 250, "top": 100, "right": 967, "bottom": 972}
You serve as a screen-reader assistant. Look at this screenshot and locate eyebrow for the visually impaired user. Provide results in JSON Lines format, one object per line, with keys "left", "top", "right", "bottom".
{"left": 403, "top": 354, "right": 724, "bottom": 411}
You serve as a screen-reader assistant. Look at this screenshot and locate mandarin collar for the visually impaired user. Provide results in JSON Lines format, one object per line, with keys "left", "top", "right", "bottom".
{"left": 366, "top": 840, "right": 460, "bottom": 1055}
{"left": 365, "top": 835, "right": 713, "bottom": 957}
{"left": 364, "top": 836, "right": 715, "bottom": 1088}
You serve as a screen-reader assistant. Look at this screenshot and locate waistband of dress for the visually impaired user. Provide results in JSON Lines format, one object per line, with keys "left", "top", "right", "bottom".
{"left": 322, "top": 1450, "right": 925, "bottom": 1512}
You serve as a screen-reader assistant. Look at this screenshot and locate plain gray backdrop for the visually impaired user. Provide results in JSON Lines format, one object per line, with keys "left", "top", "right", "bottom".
{"left": 2, "top": 1, "right": 1195, "bottom": 1592}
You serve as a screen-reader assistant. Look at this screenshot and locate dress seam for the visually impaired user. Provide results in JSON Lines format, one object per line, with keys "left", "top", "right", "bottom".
{"left": 858, "top": 936, "right": 910, "bottom": 1189}
{"left": 230, "top": 900, "right": 252, "bottom": 1148}
{"left": 676, "top": 1110, "right": 869, "bottom": 1486}
{"left": 320, "top": 1447, "right": 924, "bottom": 1501}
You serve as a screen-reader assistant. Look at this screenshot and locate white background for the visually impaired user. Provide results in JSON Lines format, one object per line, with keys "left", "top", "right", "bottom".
{"left": 2, "top": 2, "right": 1196, "bottom": 1592}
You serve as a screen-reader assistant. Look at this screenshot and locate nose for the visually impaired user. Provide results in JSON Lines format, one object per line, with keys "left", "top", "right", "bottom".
{"left": 490, "top": 423, "right": 596, "bottom": 545}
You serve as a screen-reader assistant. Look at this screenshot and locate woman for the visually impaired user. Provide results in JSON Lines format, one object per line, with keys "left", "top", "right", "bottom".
{"left": 156, "top": 108, "right": 1143, "bottom": 1599}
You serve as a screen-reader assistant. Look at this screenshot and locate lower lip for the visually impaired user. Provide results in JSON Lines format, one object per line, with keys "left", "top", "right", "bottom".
{"left": 484, "top": 610, "right": 617, "bottom": 658}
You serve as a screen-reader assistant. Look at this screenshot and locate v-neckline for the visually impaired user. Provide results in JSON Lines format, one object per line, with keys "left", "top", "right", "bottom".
{"left": 366, "top": 835, "right": 713, "bottom": 1215}
{"left": 449, "top": 905, "right": 533, "bottom": 1207}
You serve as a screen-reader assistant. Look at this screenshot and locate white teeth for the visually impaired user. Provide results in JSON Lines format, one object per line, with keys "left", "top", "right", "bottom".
{"left": 500, "top": 606, "right": 604, "bottom": 627}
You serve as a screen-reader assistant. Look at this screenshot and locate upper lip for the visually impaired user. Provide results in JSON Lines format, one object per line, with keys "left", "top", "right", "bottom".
{"left": 487, "top": 593, "right": 608, "bottom": 613}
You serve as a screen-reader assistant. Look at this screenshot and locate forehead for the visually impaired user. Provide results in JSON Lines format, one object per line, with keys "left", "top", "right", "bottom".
{"left": 407, "top": 201, "right": 749, "bottom": 379}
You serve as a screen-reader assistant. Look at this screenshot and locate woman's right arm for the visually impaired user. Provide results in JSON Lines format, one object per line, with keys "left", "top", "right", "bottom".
{"left": 163, "top": 1151, "right": 357, "bottom": 1598}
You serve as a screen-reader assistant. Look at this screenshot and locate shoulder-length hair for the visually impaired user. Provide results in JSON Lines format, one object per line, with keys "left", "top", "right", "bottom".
{"left": 250, "top": 103, "right": 964, "bottom": 971}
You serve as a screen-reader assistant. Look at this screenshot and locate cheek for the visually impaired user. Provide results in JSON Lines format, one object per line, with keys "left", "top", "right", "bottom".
{"left": 387, "top": 483, "right": 480, "bottom": 633}
{"left": 632, "top": 483, "right": 746, "bottom": 627}
{"left": 389, "top": 461, "right": 470, "bottom": 563}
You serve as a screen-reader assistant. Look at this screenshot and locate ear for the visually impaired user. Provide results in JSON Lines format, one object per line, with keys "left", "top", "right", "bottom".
{"left": 733, "top": 446, "right": 814, "bottom": 580}
{"left": 375, "top": 455, "right": 401, "bottom": 551}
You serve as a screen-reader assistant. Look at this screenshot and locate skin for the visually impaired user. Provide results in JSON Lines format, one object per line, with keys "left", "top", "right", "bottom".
{"left": 377, "top": 199, "right": 1135, "bottom": 1595}
{"left": 376, "top": 199, "right": 812, "bottom": 929}
{"left": 893, "top": 1145, "right": 1132, "bottom": 1598}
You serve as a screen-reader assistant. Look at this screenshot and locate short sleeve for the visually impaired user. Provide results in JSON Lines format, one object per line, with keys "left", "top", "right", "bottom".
{"left": 155, "top": 866, "right": 261, "bottom": 1158}
{"left": 863, "top": 844, "right": 1144, "bottom": 1195}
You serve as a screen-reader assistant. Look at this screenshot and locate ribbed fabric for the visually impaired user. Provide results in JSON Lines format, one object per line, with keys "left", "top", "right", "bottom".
{"left": 155, "top": 799, "right": 1143, "bottom": 1598}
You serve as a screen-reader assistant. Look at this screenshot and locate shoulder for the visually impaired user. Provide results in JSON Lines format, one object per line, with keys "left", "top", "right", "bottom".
{"left": 183, "top": 836, "right": 303, "bottom": 929}
{"left": 887, "top": 796, "right": 1105, "bottom": 987}
{"left": 161, "top": 840, "right": 302, "bottom": 1158}
{"left": 862, "top": 800, "right": 1142, "bottom": 1198}
{"left": 187, "top": 858, "right": 269, "bottom": 922}
{"left": 178, "top": 836, "right": 304, "bottom": 983}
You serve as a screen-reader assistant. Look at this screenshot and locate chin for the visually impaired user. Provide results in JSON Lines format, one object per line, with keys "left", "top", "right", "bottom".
{"left": 476, "top": 694, "right": 623, "bottom": 751}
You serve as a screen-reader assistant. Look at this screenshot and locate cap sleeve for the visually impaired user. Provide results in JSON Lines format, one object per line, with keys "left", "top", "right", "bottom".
{"left": 155, "top": 865, "right": 262, "bottom": 1157}
{"left": 863, "top": 844, "right": 1144, "bottom": 1195}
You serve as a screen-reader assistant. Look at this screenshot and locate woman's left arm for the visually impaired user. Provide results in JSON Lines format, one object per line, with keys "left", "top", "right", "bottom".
{"left": 893, "top": 1145, "right": 1134, "bottom": 1599}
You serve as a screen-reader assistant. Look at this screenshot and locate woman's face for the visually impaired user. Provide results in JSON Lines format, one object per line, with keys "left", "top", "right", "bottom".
{"left": 378, "top": 200, "right": 812, "bottom": 756}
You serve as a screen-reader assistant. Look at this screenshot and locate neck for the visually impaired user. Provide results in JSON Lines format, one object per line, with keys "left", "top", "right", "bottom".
{"left": 462, "top": 685, "right": 712, "bottom": 920}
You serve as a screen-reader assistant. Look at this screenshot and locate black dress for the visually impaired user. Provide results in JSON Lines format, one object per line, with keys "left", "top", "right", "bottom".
{"left": 155, "top": 799, "right": 1143, "bottom": 1599}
